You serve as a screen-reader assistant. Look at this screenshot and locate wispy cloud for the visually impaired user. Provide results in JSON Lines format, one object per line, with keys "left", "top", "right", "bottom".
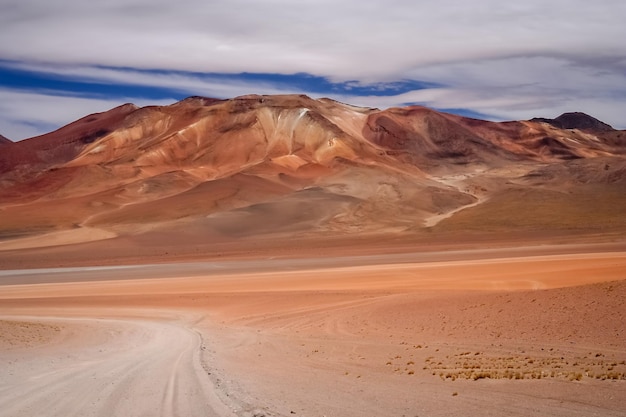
{"left": 404, "top": 55, "right": 626, "bottom": 126}
{"left": 0, "top": 61, "right": 438, "bottom": 99}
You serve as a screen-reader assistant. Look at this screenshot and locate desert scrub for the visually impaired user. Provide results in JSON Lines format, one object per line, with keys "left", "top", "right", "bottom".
{"left": 422, "top": 350, "right": 626, "bottom": 381}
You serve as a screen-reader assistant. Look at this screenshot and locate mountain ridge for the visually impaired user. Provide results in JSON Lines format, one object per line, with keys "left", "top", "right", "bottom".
{"left": 0, "top": 94, "right": 625, "bottom": 262}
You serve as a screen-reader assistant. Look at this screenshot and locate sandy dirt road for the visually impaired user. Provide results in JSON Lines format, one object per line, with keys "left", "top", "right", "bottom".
{"left": 0, "top": 314, "right": 235, "bottom": 417}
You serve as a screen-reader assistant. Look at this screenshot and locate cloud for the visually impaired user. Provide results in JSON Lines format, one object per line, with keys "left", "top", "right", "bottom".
{"left": 2, "top": 1, "right": 625, "bottom": 80}
{"left": 402, "top": 55, "right": 626, "bottom": 127}
{"left": 1, "top": 1, "right": 625, "bottom": 136}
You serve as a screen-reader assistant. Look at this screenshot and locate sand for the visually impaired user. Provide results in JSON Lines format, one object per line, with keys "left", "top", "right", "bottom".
{"left": 0, "top": 315, "right": 236, "bottom": 417}
{"left": 0, "top": 227, "right": 117, "bottom": 251}
{"left": 0, "top": 246, "right": 625, "bottom": 417}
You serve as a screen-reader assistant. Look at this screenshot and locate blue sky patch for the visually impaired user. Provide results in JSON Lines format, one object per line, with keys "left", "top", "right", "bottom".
{"left": 434, "top": 107, "right": 500, "bottom": 121}
{"left": 0, "top": 63, "right": 183, "bottom": 100}
{"left": 0, "top": 60, "right": 441, "bottom": 101}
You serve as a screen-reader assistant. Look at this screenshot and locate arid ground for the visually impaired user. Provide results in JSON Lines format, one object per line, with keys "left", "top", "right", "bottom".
{"left": 1, "top": 241, "right": 625, "bottom": 417}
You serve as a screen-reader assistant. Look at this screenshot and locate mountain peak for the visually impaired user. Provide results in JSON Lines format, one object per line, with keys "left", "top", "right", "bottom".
{"left": 532, "top": 112, "right": 614, "bottom": 132}
{"left": 177, "top": 96, "right": 224, "bottom": 106}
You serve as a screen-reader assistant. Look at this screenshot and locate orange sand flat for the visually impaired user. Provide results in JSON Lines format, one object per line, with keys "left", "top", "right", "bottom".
{"left": 0, "top": 248, "right": 625, "bottom": 417}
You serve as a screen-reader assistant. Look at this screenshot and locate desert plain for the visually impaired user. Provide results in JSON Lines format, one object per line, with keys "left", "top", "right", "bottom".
{"left": 0, "top": 95, "right": 625, "bottom": 416}
{"left": 1, "top": 243, "right": 625, "bottom": 417}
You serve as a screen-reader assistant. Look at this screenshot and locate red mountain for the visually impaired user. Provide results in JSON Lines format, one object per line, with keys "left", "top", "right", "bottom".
{"left": 0, "top": 95, "right": 624, "bottom": 265}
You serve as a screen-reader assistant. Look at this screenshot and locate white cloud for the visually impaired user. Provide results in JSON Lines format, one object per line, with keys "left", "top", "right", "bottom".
{"left": 1, "top": 1, "right": 625, "bottom": 80}
{"left": 1, "top": 0, "right": 625, "bottom": 135}
{"left": 401, "top": 56, "right": 626, "bottom": 128}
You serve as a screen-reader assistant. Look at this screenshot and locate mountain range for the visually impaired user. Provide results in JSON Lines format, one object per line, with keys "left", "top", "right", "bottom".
{"left": 0, "top": 95, "right": 624, "bottom": 265}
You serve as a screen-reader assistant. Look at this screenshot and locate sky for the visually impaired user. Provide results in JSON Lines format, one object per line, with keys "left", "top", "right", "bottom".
{"left": 1, "top": 0, "right": 625, "bottom": 140}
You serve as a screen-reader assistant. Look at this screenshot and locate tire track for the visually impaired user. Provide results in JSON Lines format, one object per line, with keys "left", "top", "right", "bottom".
{"left": 0, "top": 315, "right": 236, "bottom": 417}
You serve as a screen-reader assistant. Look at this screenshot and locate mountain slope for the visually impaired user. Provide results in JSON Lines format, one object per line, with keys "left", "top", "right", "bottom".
{"left": 0, "top": 95, "right": 625, "bottom": 259}
{"left": 0, "top": 103, "right": 138, "bottom": 176}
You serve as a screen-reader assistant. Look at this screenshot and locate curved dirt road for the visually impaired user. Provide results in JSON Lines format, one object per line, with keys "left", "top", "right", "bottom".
{"left": 0, "top": 316, "right": 235, "bottom": 417}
